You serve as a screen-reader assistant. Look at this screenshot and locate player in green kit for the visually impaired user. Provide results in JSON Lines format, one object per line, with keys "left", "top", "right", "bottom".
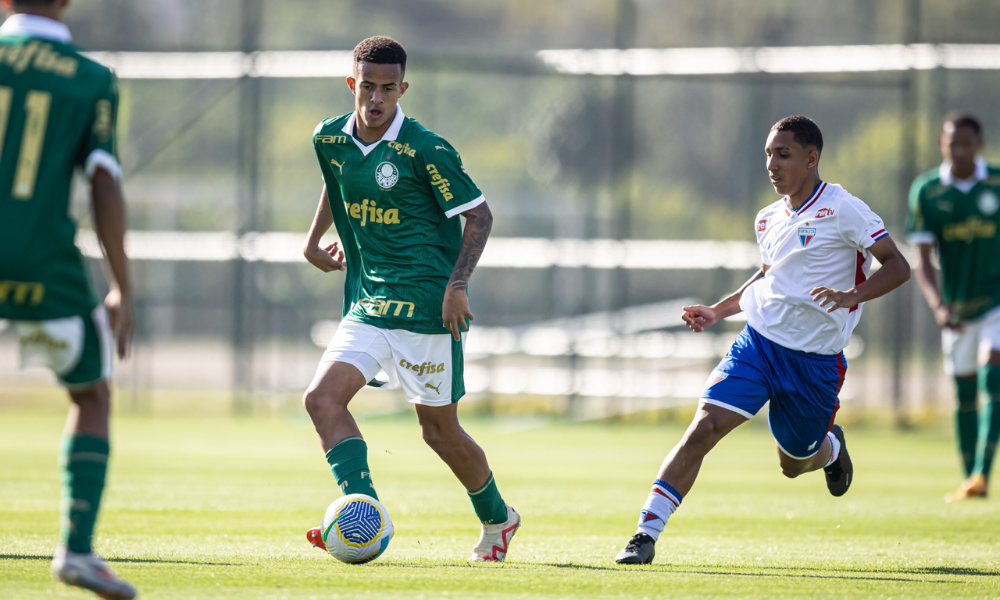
{"left": 908, "top": 112, "right": 1000, "bottom": 502}
{"left": 300, "top": 36, "right": 520, "bottom": 562}
{"left": 0, "top": 1, "right": 135, "bottom": 597}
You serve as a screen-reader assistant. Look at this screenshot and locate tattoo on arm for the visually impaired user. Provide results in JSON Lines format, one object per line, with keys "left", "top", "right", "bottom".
{"left": 448, "top": 203, "right": 493, "bottom": 291}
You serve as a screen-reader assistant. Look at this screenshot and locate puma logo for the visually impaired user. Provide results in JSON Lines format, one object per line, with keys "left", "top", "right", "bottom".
{"left": 425, "top": 382, "right": 442, "bottom": 394}
{"left": 330, "top": 158, "right": 344, "bottom": 174}
{"left": 434, "top": 146, "right": 448, "bottom": 151}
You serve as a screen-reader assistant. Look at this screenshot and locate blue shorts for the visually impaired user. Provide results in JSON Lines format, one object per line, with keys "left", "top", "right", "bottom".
{"left": 701, "top": 325, "right": 846, "bottom": 459}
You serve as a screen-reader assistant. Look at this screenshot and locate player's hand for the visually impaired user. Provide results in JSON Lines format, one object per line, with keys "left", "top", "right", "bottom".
{"left": 810, "top": 287, "right": 861, "bottom": 313}
{"left": 104, "top": 287, "right": 133, "bottom": 359}
{"left": 442, "top": 287, "right": 473, "bottom": 341}
{"left": 682, "top": 305, "right": 719, "bottom": 332}
{"left": 934, "top": 304, "right": 964, "bottom": 331}
{"left": 304, "top": 242, "right": 346, "bottom": 273}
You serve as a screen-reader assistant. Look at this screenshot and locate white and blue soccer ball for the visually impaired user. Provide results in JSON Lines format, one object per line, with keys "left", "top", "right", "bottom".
{"left": 322, "top": 494, "right": 394, "bottom": 564}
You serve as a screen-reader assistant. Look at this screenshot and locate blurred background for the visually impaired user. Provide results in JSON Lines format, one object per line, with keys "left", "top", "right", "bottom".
{"left": 1, "top": 0, "right": 998, "bottom": 425}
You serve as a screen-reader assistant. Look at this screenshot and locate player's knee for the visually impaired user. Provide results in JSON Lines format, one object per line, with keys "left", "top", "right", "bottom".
{"left": 69, "top": 383, "right": 110, "bottom": 413}
{"left": 420, "top": 424, "right": 446, "bottom": 450}
{"left": 302, "top": 388, "right": 341, "bottom": 418}
{"left": 683, "top": 417, "right": 726, "bottom": 452}
{"left": 779, "top": 456, "right": 808, "bottom": 478}
{"left": 780, "top": 464, "right": 804, "bottom": 478}
{"left": 301, "top": 388, "right": 319, "bottom": 413}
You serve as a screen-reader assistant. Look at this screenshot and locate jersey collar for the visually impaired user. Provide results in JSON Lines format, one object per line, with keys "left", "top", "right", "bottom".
{"left": 0, "top": 14, "right": 72, "bottom": 43}
{"left": 341, "top": 106, "right": 406, "bottom": 157}
{"left": 782, "top": 181, "right": 827, "bottom": 216}
{"left": 939, "top": 155, "right": 987, "bottom": 188}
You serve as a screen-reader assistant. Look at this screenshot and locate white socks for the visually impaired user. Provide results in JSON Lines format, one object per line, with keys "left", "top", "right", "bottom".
{"left": 635, "top": 479, "right": 683, "bottom": 542}
{"left": 823, "top": 430, "right": 841, "bottom": 467}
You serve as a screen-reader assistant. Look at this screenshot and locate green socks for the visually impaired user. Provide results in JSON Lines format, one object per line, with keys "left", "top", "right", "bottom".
{"left": 326, "top": 437, "right": 378, "bottom": 500}
{"left": 59, "top": 434, "right": 109, "bottom": 554}
{"left": 955, "top": 376, "right": 979, "bottom": 477}
{"left": 468, "top": 472, "right": 508, "bottom": 525}
{"left": 974, "top": 366, "right": 1000, "bottom": 480}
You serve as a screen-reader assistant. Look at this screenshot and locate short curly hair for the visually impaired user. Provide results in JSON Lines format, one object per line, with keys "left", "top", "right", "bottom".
{"left": 353, "top": 36, "right": 407, "bottom": 76}
{"left": 771, "top": 115, "right": 824, "bottom": 155}
{"left": 944, "top": 111, "right": 983, "bottom": 138}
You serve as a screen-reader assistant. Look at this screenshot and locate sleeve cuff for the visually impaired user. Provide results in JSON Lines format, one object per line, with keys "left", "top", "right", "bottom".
{"left": 444, "top": 194, "right": 486, "bottom": 219}
{"left": 906, "top": 232, "right": 936, "bottom": 245}
{"left": 84, "top": 149, "right": 122, "bottom": 183}
{"left": 861, "top": 228, "right": 889, "bottom": 248}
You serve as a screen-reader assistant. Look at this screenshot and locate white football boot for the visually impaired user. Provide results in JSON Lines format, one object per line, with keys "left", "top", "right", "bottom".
{"left": 469, "top": 504, "right": 520, "bottom": 562}
{"left": 52, "top": 546, "right": 137, "bottom": 600}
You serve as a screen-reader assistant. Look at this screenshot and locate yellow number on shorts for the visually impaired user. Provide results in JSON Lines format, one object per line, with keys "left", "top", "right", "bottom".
{"left": 12, "top": 90, "right": 51, "bottom": 200}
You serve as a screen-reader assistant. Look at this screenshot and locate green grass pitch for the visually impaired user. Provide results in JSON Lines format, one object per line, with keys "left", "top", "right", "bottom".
{"left": 1, "top": 409, "right": 999, "bottom": 599}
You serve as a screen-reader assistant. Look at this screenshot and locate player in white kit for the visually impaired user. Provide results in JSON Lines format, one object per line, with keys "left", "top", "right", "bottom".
{"left": 616, "top": 116, "right": 912, "bottom": 565}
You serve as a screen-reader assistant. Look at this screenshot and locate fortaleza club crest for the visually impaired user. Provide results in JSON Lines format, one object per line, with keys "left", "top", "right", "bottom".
{"left": 798, "top": 227, "right": 817, "bottom": 247}
{"left": 375, "top": 161, "right": 399, "bottom": 189}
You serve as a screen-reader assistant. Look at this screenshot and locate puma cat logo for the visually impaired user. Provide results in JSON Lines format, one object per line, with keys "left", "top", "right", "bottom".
{"left": 434, "top": 146, "right": 448, "bottom": 151}
{"left": 330, "top": 159, "right": 344, "bottom": 174}
{"left": 425, "top": 382, "right": 442, "bottom": 394}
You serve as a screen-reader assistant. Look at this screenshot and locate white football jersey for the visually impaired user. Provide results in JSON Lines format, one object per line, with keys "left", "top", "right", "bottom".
{"left": 740, "top": 181, "right": 890, "bottom": 354}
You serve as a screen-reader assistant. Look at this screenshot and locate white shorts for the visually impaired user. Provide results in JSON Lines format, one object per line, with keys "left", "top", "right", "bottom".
{"left": 943, "top": 305, "right": 1000, "bottom": 376}
{"left": 319, "top": 320, "right": 465, "bottom": 407}
{"left": 11, "top": 306, "right": 114, "bottom": 389}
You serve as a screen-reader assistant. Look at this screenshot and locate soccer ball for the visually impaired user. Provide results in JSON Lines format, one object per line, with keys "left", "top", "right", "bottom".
{"left": 321, "top": 494, "right": 394, "bottom": 564}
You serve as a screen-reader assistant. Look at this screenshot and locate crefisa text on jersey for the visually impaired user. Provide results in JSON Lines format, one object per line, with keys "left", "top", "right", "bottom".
{"left": 425, "top": 164, "right": 453, "bottom": 201}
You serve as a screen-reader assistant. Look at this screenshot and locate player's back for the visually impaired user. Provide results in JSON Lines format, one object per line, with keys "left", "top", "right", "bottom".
{"left": 0, "top": 25, "right": 117, "bottom": 320}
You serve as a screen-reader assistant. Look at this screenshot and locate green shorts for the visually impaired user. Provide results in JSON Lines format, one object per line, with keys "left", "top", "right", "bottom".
{"left": 12, "top": 306, "right": 113, "bottom": 389}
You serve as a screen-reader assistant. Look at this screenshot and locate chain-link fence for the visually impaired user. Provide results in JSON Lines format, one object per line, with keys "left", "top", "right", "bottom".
{"left": 2, "top": 0, "right": 999, "bottom": 422}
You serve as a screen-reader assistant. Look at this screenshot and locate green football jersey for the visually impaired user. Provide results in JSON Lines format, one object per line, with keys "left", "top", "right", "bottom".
{"left": 313, "top": 107, "right": 484, "bottom": 335}
{"left": 0, "top": 27, "right": 118, "bottom": 321}
{"left": 907, "top": 163, "right": 1000, "bottom": 320}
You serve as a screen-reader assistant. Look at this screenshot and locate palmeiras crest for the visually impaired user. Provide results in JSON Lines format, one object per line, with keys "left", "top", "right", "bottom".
{"left": 375, "top": 161, "right": 399, "bottom": 189}
{"left": 978, "top": 190, "right": 999, "bottom": 216}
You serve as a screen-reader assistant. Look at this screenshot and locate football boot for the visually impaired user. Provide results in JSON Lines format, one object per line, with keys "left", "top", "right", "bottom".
{"left": 615, "top": 532, "right": 656, "bottom": 565}
{"left": 823, "top": 424, "right": 853, "bottom": 497}
{"left": 306, "top": 527, "right": 327, "bottom": 551}
{"left": 51, "top": 546, "right": 137, "bottom": 600}
{"left": 945, "top": 474, "right": 988, "bottom": 502}
{"left": 470, "top": 504, "right": 520, "bottom": 562}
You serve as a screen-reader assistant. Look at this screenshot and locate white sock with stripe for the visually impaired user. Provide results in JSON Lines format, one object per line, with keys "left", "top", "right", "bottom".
{"left": 635, "top": 479, "right": 683, "bottom": 542}
{"left": 823, "top": 431, "right": 841, "bottom": 467}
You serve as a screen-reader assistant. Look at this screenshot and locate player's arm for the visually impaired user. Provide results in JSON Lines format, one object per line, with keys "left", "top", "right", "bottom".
{"left": 302, "top": 186, "right": 345, "bottom": 273}
{"left": 91, "top": 168, "right": 132, "bottom": 358}
{"left": 912, "top": 243, "right": 958, "bottom": 329}
{"left": 81, "top": 73, "right": 132, "bottom": 358}
{"left": 682, "top": 265, "right": 770, "bottom": 333}
{"left": 904, "top": 178, "right": 956, "bottom": 327}
{"left": 442, "top": 201, "right": 493, "bottom": 341}
{"left": 810, "top": 236, "right": 911, "bottom": 312}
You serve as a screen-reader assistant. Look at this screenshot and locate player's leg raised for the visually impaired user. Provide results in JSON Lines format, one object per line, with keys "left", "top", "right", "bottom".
{"left": 302, "top": 361, "right": 378, "bottom": 498}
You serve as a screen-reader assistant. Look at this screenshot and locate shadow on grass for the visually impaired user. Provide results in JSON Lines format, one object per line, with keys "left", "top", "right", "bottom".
{"left": 0, "top": 554, "right": 234, "bottom": 566}
{"left": 543, "top": 563, "right": 975, "bottom": 584}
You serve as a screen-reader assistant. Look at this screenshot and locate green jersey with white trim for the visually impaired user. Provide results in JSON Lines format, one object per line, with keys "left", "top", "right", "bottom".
{"left": 907, "top": 161, "right": 1000, "bottom": 320}
{"left": 313, "top": 107, "right": 485, "bottom": 334}
{"left": 0, "top": 22, "right": 119, "bottom": 320}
